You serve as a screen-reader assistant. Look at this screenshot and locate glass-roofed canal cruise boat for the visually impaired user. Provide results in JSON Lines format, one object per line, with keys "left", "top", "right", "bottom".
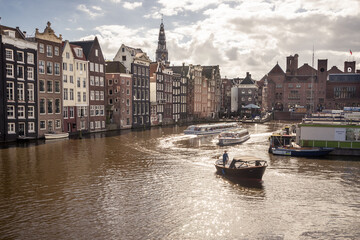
{"left": 184, "top": 122, "right": 239, "bottom": 135}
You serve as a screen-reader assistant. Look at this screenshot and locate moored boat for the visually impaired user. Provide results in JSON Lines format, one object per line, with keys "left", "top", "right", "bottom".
{"left": 184, "top": 122, "right": 239, "bottom": 135}
{"left": 218, "top": 128, "right": 250, "bottom": 146}
{"left": 271, "top": 146, "right": 333, "bottom": 157}
{"left": 215, "top": 155, "right": 267, "bottom": 180}
{"left": 44, "top": 132, "right": 69, "bottom": 140}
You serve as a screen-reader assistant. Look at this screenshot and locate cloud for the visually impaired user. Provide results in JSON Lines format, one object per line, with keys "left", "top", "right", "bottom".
{"left": 123, "top": 1, "right": 142, "bottom": 10}
{"left": 77, "top": 4, "right": 104, "bottom": 18}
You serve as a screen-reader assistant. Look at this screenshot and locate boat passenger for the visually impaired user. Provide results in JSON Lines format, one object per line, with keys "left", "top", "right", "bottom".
{"left": 223, "top": 150, "right": 229, "bottom": 166}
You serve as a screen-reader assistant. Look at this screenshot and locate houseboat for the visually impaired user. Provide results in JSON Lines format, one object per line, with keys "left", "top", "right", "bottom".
{"left": 218, "top": 128, "right": 250, "bottom": 146}
{"left": 184, "top": 122, "right": 239, "bottom": 135}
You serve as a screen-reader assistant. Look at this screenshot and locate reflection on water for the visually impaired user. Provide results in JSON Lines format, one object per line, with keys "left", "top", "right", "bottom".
{"left": 0, "top": 122, "right": 359, "bottom": 239}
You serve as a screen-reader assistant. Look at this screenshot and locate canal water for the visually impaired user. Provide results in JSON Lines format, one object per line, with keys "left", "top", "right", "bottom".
{"left": 0, "top": 122, "right": 359, "bottom": 239}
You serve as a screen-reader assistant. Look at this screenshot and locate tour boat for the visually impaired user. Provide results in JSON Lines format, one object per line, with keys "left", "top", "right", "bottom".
{"left": 218, "top": 128, "right": 250, "bottom": 146}
{"left": 184, "top": 122, "right": 239, "bottom": 135}
{"left": 215, "top": 155, "right": 267, "bottom": 180}
{"left": 271, "top": 146, "right": 333, "bottom": 157}
{"left": 44, "top": 132, "right": 69, "bottom": 140}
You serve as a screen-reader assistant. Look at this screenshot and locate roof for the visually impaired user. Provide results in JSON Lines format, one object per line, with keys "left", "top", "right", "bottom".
{"left": 105, "top": 61, "right": 126, "bottom": 73}
{"left": 70, "top": 44, "right": 87, "bottom": 61}
{"left": 171, "top": 65, "right": 189, "bottom": 76}
{"left": 297, "top": 63, "right": 317, "bottom": 75}
{"left": 328, "top": 66, "right": 343, "bottom": 74}
{"left": 70, "top": 40, "right": 94, "bottom": 58}
{"left": 0, "top": 25, "right": 26, "bottom": 39}
{"left": 150, "top": 62, "right": 158, "bottom": 75}
{"left": 268, "top": 63, "right": 285, "bottom": 75}
{"left": 241, "top": 73, "right": 255, "bottom": 84}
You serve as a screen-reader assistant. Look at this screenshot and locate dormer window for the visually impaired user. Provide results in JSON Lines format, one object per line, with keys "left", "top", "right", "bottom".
{"left": 4, "top": 30, "right": 15, "bottom": 38}
{"left": 75, "top": 48, "right": 83, "bottom": 58}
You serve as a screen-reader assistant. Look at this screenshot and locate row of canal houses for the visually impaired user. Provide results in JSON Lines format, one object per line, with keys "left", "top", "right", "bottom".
{"left": 0, "top": 21, "right": 222, "bottom": 142}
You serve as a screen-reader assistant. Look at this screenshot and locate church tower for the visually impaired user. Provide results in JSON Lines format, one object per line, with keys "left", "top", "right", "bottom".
{"left": 156, "top": 17, "right": 169, "bottom": 65}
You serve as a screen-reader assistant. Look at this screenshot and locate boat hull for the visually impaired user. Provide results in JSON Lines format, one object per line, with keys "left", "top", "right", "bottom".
{"left": 44, "top": 133, "right": 69, "bottom": 139}
{"left": 215, "top": 164, "right": 267, "bottom": 180}
{"left": 218, "top": 135, "right": 250, "bottom": 146}
{"left": 271, "top": 147, "right": 333, "bottom": 157}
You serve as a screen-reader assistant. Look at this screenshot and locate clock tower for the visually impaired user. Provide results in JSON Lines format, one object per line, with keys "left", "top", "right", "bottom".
{"left": 156, "top": 17, "right": 169, "bottom": 65}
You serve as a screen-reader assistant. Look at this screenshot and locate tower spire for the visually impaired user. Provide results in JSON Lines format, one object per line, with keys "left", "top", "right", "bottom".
{"left": 155, "top": 17, "right": 169, "bottom": 65}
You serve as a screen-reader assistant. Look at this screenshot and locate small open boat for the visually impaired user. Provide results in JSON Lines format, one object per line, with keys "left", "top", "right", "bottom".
{"left": 271, "top": 146, "right": 333, "bottom": 157}
{"left": 44, "top": 132, "right": 69, "bottom": 140}
{"left": 215, "top": 156, "right": 267, "bottom": 180}
{"left": 218, "top": 128, "right": 250, "bottom": 146}
{"left": 184, "top": 122, "right": 239, "bottom": 135}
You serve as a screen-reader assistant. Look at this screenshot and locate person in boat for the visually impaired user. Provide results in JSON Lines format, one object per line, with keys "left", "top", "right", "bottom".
{"left": 222, "top": 150, "right": 229, "bottom": 166}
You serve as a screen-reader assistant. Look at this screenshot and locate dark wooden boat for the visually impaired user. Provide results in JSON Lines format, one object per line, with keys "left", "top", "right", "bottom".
{"left": 215, "top": 156, "right": 267, "bottom": 181}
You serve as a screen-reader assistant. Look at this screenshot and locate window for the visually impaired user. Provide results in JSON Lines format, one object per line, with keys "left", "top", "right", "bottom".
{"left": 40, "top": 98, "right": 45, "bottom": 114}
{"left": 39, "top": 44, "right": 44, "bottom": 53}
{"left": 28, "top": 106, "right": 34, "bottom": 118}
{"left": 47, "top": 62, "right": 53, "bottom": 74}
{"left": 83, "top": 78, "right": 86, "bottom": 88}
{"left": 47, "top": 99, "right": 53, "bottom": 114}
{"left": 70, "top": 76, "right": 74, "bottom": 83}
{"left": 47, "top": 80, "right": 53, "bottom": 92}
{"left": 100, "top": 77, "right": 104, "bottom": 86}
{"left": 66, "top": 52, "right": 70, "bottom": 59}
{"left": 75, "top": 48, "right": 83, "bottom": 57}
{"left": 55, "top": 120, "right": 61, "bottom": 129}
{"left": 40, "top": 121, "right": 46, "bottom": 130}
{"left": 27, "top": 83, "right": 34, "bottom": 101}
{"left": 6, "top": 49, "right": 13, "bottom": 60}
{"left": 54, "top": 63, "right": 60, "bottom": 75}
{"left": 69, "top": 107, "right": 74, "bottom": 118}
{"left": 70, "top": 89, "right": 74, "bottom": 100}
{"left": 48, "top": 120, "right": 53, "bottom": 131}
{"left": 63, "top": 74, "right": 67, "bottom": 83}
{"left": 296, "top": 84, "right": 301, "bottom": 88}
{"left": 27, "top": 67, "right": 34, "bottom": 80}
{"left": 7, "top": 106, "right": 15, "bottom": 118}
{"left": 69, "top": 64, "right": 73, "bottom": 71}
{"left": 17, "top": 65, "right": 24, "bottom": 79}
{"left": 102, "top": 121, "right": 105, "bottom": 128}
{"left": 54, "top": 47, "right": 59, "bottom": 56}
{"left": 90, "top": 62, "right": 94, "bottom": 72}
{"left": 100, "top": 64, "right": 104, "bottom": 73}
{"left": 77, "top": 78, "right": 81, "bottom": 87}
{"left": 28, "top": 122, "right": 35, "bottom": 133}
{"left": 7, "top": 82, "right": 14, "bottom": 101}
{"left": 6, "top": 64, "right": 14, "bottom": 77}
{"left": 77, "top": 92, "right": 81, "bottom": 102}
{"left": 17, "top": 51, "right": 24, "bottom": 62}
{"left": 122, "top": 56, "right": 126, "bottom": 61}
{"left": 55, "top": 81, "right": 60, "bottom": 93}
{"left": 95, "top": 77, "right": 99, "bottom": 86}
{"left": 83, "top": 92, "right": 86, "bottom": 102}
{"left": 63, "top": 63, "right": 67, "bottom": 71}
{"left": 95, "top": 91, "right": 99, "bottom": 100}
{"left": 100, "top": 91, "right": 104, "bottom": 100}
{"left": 18, "top": 106, "right": 25, "bottom": 118}
{"left": 90, "top": 76, "right": 94, "bottom": 86}
{"left": 27, "top": 53, "right": 34, "bottom": 64}
{"left": 39, "top": 80, "right": 45, "bottom": 92}
{"left": 63, "top": 107, "right": 68, "bottom": 118}
{"left": 95, "top": 49, "right": 98, "bottom": 56}
{"left": 64, "top": 88, "right": 68, "bottom": 100}
{"left": 46, "top": 45, "right": 53, "bottom": 57}
{"left": 18, "top": 83, "right": 25, "bottom": 101}
{"left": 90, "top": 91, "right": 94, "bottom": 100}
{"left": 55, "top": 99, "right": 60, "bottom": 113}
{"left": 8, "top": 123, "right": 15, "bottom": 134}
{"left": 39, "top": 60, "right": 45, "bottom": 74}
{"left": 95, "top": 63, "right": 99, "bottom": 72}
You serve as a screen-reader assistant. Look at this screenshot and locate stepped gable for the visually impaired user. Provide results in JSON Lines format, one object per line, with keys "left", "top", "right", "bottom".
{"left": 268, "top": 63, "right": 285, "bottom": 75}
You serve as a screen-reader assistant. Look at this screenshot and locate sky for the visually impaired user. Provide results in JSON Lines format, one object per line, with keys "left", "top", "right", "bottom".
{"left": 1, "top": 0, "right": 359, "bottom": 80}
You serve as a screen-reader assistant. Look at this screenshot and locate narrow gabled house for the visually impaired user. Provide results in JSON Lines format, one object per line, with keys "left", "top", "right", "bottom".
{"left": 0, "top": 25, "right": 38, "bottom": 142}
{"left": 32, "top": 22, "right": 63, "bottom": 137}
{"left": 132, "top": 53, "right": 151, "bottom": 128}
{"left": 170, "top": 63, "right": 188, "bottom": 123}
{"left": 105, "top": 61, "right": 132, "bottom": 129}
{"left": 71, "top": 37, "right": 106, "bottom": 132}
{"left": 62, "top": 41, "right": 89, "bottom": 134}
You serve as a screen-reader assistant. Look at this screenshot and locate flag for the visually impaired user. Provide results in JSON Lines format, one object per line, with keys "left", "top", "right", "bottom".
{"left": 350, "top": 50, "right": 352, "bottom": 55}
